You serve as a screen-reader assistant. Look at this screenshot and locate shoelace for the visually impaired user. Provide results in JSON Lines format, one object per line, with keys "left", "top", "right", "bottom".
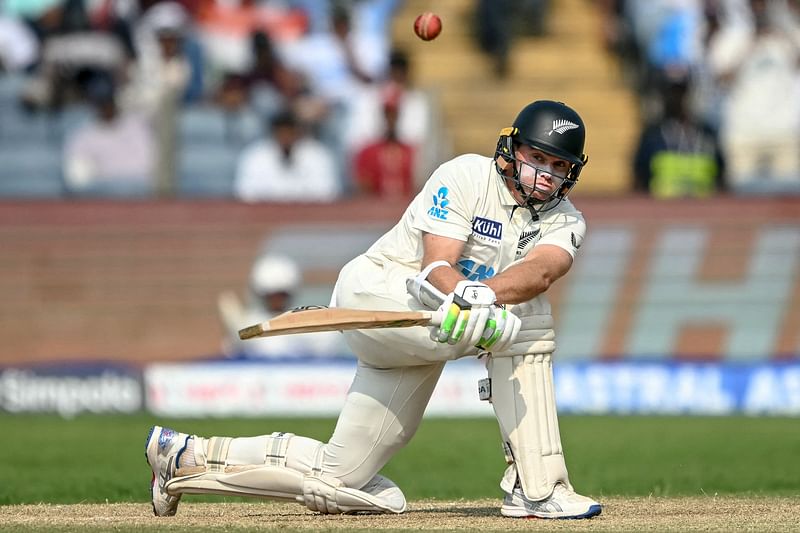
{"left": 551, "top": 484, "right": 591, "bottom": 504}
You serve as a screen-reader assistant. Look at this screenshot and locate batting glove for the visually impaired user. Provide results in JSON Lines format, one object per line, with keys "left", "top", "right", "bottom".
{"left": 476, "top": 306, "right": 522, "bottom": 352}
{"left": 432, "top": 280, "right": 495, "bottom": 347}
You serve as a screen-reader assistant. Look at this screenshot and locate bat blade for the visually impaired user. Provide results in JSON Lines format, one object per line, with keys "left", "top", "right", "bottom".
{"left": 238, "top": 307, "right": 441, "bottom": 340}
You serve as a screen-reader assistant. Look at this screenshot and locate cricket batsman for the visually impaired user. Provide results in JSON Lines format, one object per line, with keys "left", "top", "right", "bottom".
{"left": 145, "top": 100, "right": 602, "bottom": 519}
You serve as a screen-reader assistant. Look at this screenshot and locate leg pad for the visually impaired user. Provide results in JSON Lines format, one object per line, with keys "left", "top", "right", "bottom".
{"left": 167, "top": 465, "right": 406, "bottom": 514}
{"left": 488, "top": 353, "right": 570, "bottom": 500}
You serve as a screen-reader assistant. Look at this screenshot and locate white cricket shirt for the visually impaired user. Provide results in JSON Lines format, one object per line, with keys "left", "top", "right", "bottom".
{"left": 364, "top": 154, "right": 586, "bottom": 281}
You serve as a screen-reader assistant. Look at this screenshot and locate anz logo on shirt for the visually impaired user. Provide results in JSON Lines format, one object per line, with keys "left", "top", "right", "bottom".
{"left": 457, "top": 259, "right": 495, "bottom": 281}
{"left": 427, "top": 187, "right": 449, "bottom": 220}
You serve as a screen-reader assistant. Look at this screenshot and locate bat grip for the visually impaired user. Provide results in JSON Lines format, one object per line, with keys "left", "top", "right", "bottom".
{"left": 428, "top": 310, "right": 444, "bottom": 327}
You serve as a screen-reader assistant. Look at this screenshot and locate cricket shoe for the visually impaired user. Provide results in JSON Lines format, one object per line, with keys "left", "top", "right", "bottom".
{"left": 145, "top": 425, "right": 191, "bottom": 516}
{"left": 501, "top": 482, "right": 602, "bottom": 519}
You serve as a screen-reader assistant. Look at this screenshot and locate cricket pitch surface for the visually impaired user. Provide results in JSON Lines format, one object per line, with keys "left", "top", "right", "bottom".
{"left": 2, "top": 496, "right": 799, "bottom": 532}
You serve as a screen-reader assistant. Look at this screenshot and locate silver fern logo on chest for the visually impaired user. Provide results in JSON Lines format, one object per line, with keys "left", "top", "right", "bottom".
{"left": 516, "top": 228, "right": 540, "bottom": 259}
{"left": 546, "top": 119, "right": 579, "bottom": 136}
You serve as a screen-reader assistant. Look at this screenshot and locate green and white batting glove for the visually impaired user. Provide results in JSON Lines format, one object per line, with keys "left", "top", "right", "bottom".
{"left": 476, "top": 306, "right": 522, "bottom": 352}
{"left": 432, "top": 280, "right": 495, "bottom": 347}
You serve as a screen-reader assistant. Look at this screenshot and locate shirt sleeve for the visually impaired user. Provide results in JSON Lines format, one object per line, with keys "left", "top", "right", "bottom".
{"left": 410, "top": 160, "right": 475, "bottom": 241}
{"left": 536, "top": 201, "right": 586, "bottom": 259}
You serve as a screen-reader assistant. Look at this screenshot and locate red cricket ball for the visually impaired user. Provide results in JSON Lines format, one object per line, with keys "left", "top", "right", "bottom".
{"left": 414, "top": 12, "right": 442, "bottom": 41}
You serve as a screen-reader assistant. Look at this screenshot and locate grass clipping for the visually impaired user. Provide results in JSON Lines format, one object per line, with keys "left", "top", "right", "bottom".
{"left": 2, "top": 496, "right": 800, "bottom": 532}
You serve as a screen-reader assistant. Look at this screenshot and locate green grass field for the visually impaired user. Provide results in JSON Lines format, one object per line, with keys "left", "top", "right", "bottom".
{"left": 2, "top": 413, "right": 798, "bottom": 506}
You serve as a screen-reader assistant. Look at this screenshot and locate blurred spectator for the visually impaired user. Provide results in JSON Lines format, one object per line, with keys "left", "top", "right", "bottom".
{"left": 475, "top": 0, "right": 513, "bottom": 77}
{"left": 683, "top": 0, "right": 736, "bottom": 133}
{"left": 633, "top": 71, "right": 725, "bottom": 198}
{"left": 233, "top": 109, "right": 340, "bottom": 202}
{"left": 281, "top": 2, "right": 390, "bottom": 97}
{"left": 195, "top": 0, "right": 307, "bottom": 74}
{"left": 346, "top": 49, "right": 442, "bottom": 189}
{"left": 280, "top": 4, "right": 391, "bottom": 190}
{"left": 381, "top": 49, "right": 434, "bottom": 147}
{"left": 353, "top": 100, "right": 415, "bottom": 200}
{"left": 777, "top": 0, "right": 800, "bottom": 45}
{"left": 123, "top": 1, "right": 199, "bottom": 196}
{"left": 474, "top": 0, "right": 551, "bottom": 77}
{"left": 644, "top": 1, "right": 704, "bottom": 73}
{"left": 349, "top": 0, "right": 403, "bottom": 37}
{"left": 712, "top": 0, "right": 800, "bottom": 194}
{"left": 598, "top": 0, "right": 632, "bottom": 60}
{"left": 62, "top": 71, "right": 156, "bottom": 197}
{"left": 217, "top": 254, "right": 347, "bottom": 358}
{"left": 20, "top": 0, "right": 133, "bottom": 111}
{"left": 125, "top": 1, "right": 198, "bottom": 114}
{"left": 605, "top": 0, "right": 706, "bottom": 120}
{"left": 0, "top": 12, "right": 40, "bottom": 72}
{"left": 215, "top": 30, "right": 327, "bottom": 131}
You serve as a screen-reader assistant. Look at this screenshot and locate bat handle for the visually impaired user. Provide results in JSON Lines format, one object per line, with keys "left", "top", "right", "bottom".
{"left": 428, "top": 310, "right": 444, "bottom": 327}
{"left": 407, "top": 276, "right": 445, "bottom": 327}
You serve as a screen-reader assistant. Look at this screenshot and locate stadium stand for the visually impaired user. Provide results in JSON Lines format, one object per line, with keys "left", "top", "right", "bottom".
{"left": 177, "top": 141, "right": 240, "bottom": 198}
{"left": 0, "top": 144, "right": 64, "bottom": 198}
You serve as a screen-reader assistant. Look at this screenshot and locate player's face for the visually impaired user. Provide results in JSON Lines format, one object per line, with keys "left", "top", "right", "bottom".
{"left": 514, "top": 145, "right": 569, "bottom": 201}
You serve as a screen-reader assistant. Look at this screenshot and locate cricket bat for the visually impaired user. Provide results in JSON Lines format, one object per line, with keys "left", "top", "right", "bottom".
{"left": 238, "top": 306, "right": 443, "bottom": 340}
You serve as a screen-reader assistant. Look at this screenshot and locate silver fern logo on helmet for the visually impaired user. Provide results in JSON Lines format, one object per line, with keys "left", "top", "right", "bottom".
{"left": 546, "top": 119, "right": 579, "bottom": 136}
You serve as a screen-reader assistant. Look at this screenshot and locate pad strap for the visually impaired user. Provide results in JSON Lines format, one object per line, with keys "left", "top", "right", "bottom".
{"left": 418, "top": 260, "right": 451, "bottom": 280}
{"left": 302, "top": 474, "right": 406, "bottom": 514}
{"left": 406, "top": 261, "right": 450, "bottom": 310}
{"left": 207, "top": 437, "right": 232, "bottom": 473}
{"left": 265, "top": 432, "right": 293, "bottom": 467}
{"left": 491, "top": 314, "right": 555, "bottom": 357}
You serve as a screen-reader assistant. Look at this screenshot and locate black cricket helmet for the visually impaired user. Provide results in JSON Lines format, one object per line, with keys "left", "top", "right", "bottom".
{"left": 495, "top": 100, "right": 588, "bottom": 211}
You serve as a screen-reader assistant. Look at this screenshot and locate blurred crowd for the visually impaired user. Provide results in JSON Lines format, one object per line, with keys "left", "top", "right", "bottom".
{"left": 4, "top": 0, "right": 800, "bottom": 361}
{"left": 3, "top": 1, "right": 798, "bottom": 203}
{"left": 0, "top": 0, "right": 443, "bottom": 201}
{"left": 602, "top": 0, "right": 800, "bottom": 198}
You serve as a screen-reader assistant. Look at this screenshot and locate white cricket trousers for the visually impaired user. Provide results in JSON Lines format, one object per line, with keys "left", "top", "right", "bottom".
{"left": 286, "top": 254, "right": 461, "bottom": 488}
